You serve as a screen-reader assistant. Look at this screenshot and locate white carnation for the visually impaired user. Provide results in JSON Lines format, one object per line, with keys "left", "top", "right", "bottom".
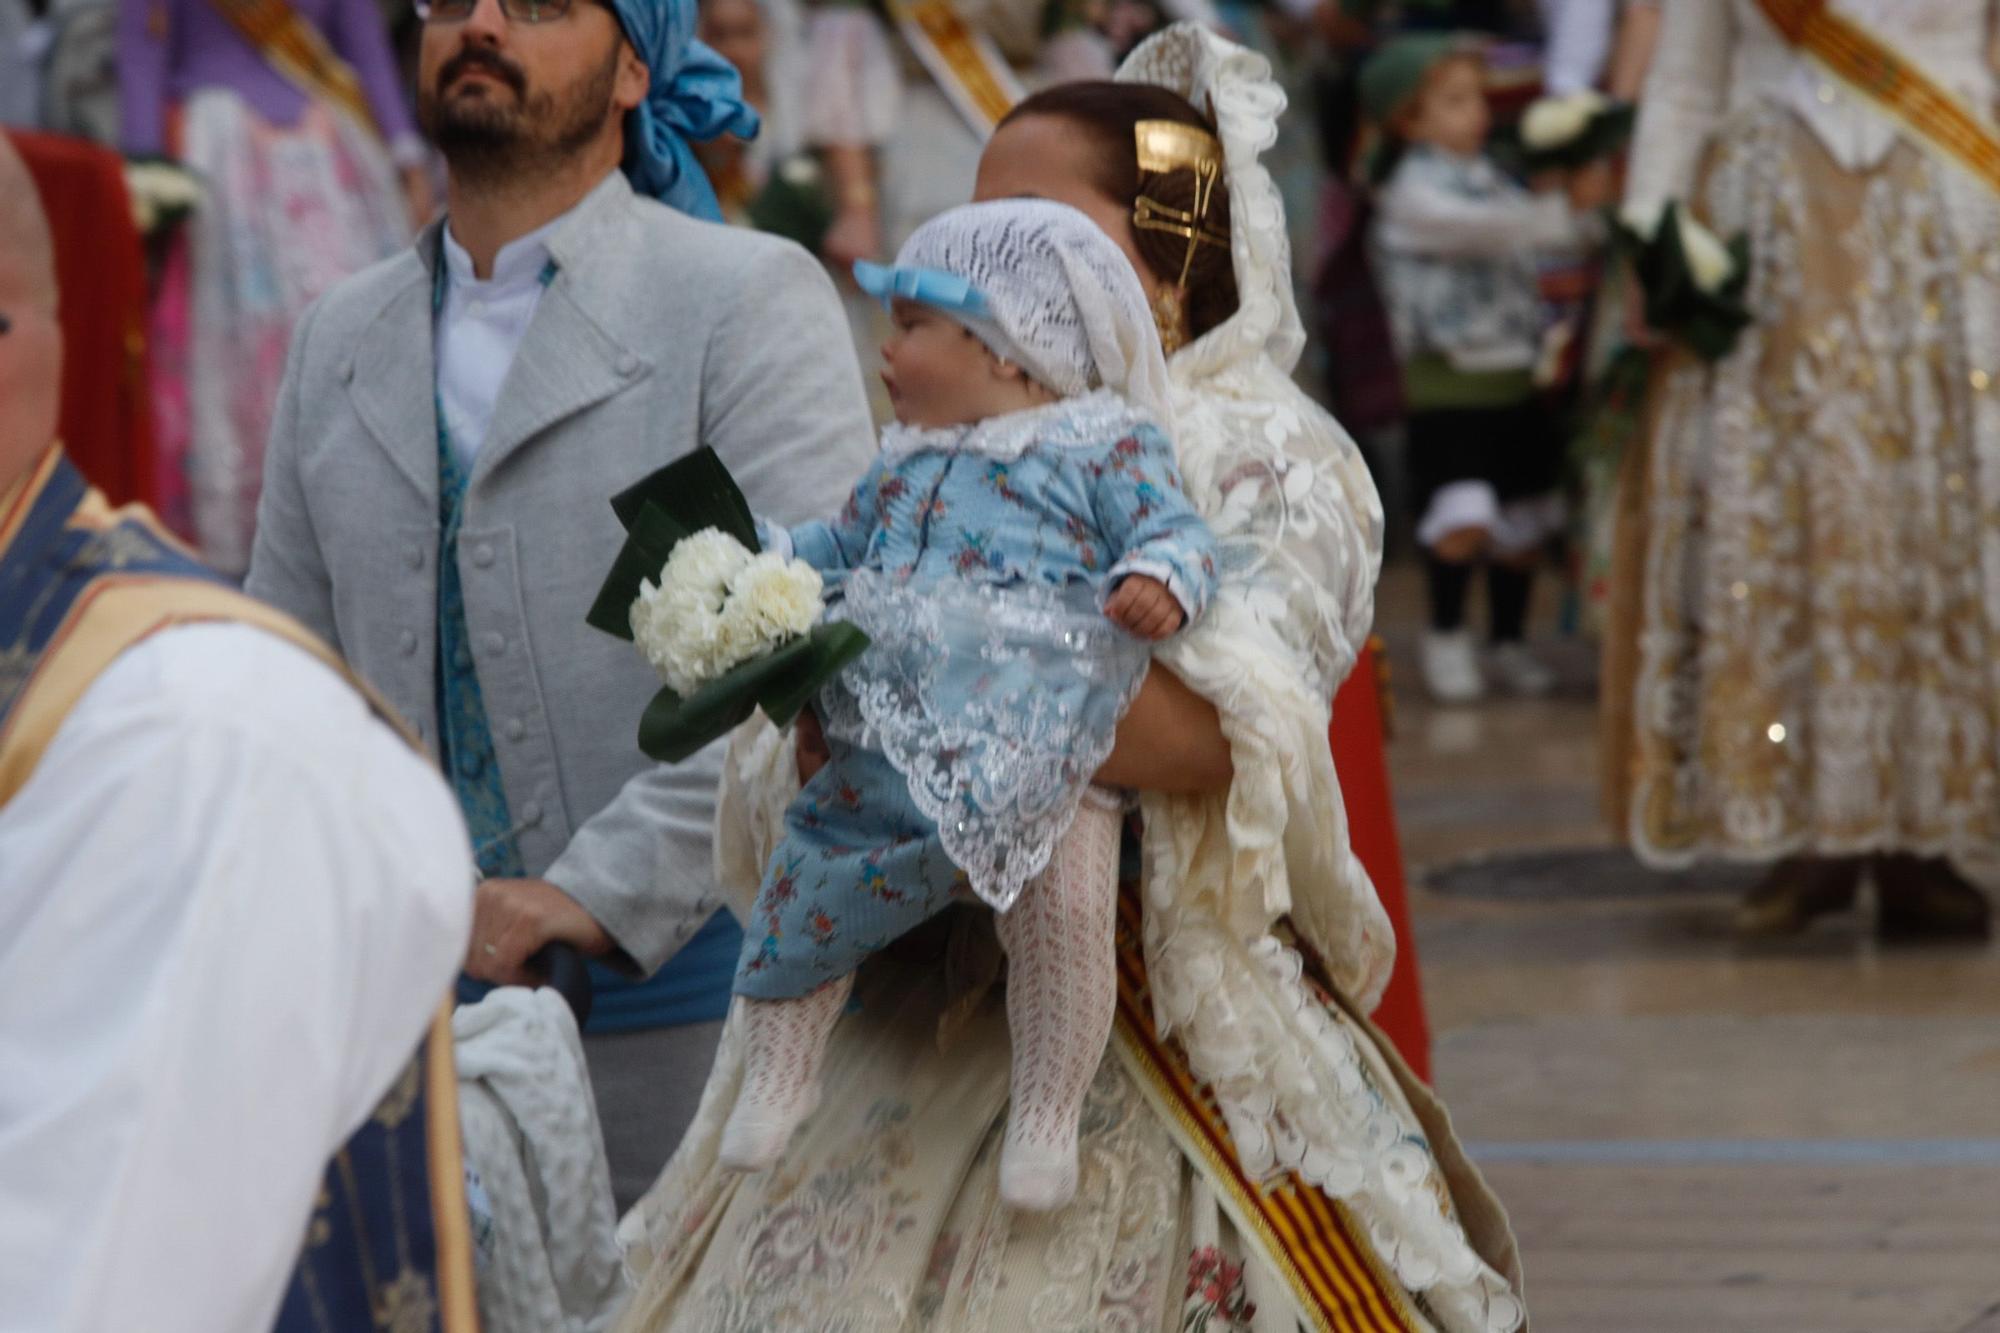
{"left": 664, "top": 527, "right": 753, "bottom": 598}
{"left": 628, "top": 531, "right": 824, "bottom": 696}
{"left": 630, "top": 529, "right": 752, "bottom": 695}
{"left": 723, "top": 553, "right": 824, "bottom": 642}
{"left": 1521, "top": 91, "right": 1604, "bottom": 151}
{"left": 1675, "top": 210, "right": 1736, "bottom": 294}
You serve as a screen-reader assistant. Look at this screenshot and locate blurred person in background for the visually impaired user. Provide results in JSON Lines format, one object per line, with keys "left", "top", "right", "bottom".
{"left": 690, "top": 0, "right": 805, "bottom": 226}
{"left": 1364, "top": 33, "right": 1611, "bottom": 704}
{"left": 117, "top": 0, "right": 433, "bottom": 572}
{"left": 0, "top": 132, "right": 475, "bottom": 1333}
{"left": 1604, "top": 0, "right": 1997, "bottom": 940}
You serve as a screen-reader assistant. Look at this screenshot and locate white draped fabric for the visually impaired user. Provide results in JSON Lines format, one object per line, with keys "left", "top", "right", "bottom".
{"left": 0, "top": 623, "right": 472, "bottom": 1333}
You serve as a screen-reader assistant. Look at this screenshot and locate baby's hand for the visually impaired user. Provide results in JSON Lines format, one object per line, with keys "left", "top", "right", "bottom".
{"left": 1105, "top": 575, "right": 1185, "bottom": 641}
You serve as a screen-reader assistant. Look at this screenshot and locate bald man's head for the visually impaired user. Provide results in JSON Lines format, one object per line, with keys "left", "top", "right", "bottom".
{"left": 0, "top": 133, "right": 62, "bottom": 487}
{"left": 0, "top": 135, "right": 56, "bottom": 314}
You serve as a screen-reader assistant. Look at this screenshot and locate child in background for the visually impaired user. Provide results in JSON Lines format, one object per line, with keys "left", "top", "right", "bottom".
{"left": 1364, "top": 34, "right": 1611, "bottom": 703}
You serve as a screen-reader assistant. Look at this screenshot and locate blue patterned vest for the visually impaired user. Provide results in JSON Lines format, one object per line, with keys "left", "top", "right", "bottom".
{"left": 0, "top": 448, "right": 477, "bottom": 1333}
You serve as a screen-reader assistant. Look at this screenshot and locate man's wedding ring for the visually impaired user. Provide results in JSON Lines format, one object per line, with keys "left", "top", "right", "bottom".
{"left": 483, "top": 943, "right": 499, "bottom": 957}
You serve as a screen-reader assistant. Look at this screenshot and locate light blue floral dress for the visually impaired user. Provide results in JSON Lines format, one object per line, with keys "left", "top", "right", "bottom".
{"left": 736, "top": 391, "right": 1217, "bottom": 999}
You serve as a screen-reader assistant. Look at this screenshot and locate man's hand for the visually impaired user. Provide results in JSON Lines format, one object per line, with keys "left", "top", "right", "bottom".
{"left": 465, "top": 878, "right": 613, "bottom": 986}
{"left": 1105, "top": 574, "right": 1186, "bottom": 641}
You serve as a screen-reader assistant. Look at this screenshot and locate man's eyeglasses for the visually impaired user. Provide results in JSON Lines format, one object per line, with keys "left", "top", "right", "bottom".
{"left": 415, "top": 0, "right": 580, "bottom": 23}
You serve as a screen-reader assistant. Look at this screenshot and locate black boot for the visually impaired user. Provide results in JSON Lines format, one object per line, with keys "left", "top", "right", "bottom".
{"left": 1872, "top": 854, "right": 1993, "bottom": 942}
{"left": 1735, "top": 856, "right": 1864, "bottom": 936}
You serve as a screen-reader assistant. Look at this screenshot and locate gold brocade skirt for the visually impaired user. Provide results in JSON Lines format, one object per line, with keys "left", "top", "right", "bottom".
{"left": 1606, "top": 104, "right": 2000, "bottom": 866}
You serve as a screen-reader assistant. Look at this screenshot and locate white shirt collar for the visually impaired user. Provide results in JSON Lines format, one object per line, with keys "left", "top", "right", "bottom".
{"left": 442, "top": 213, "right": 565, "bottom": 292}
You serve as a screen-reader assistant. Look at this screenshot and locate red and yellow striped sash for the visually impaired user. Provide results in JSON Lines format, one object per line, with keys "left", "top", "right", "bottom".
{"left": 1754, "top": 0, "right": 2000, "bottom": 195}
{"left": 1110, "top": 885, "right": 1425, "bottom": 1333}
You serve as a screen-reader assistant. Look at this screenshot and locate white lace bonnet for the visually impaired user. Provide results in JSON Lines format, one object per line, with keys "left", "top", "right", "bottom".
{"left": 854, "top": 198, "right": 1174, "bottom": 423}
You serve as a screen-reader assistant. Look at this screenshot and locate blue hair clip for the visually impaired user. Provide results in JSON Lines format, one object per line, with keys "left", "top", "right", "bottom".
{"left": 852, "top": 262, "right": 995, "bottom": 320}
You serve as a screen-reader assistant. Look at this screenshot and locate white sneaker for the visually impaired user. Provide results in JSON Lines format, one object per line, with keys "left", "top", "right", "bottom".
{"left": 1421, "top": 629, "right": 1486, "bottom": 704}
{"left": 1490, "top": 641, "right": 1556, "bottom": 697}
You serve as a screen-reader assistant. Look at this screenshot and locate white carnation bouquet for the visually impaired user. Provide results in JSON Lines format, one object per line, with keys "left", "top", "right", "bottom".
{"left": 1514, "top": 90, "right": 1634, "bottom": 171}
{"left": 629, "top": 530, "right": 824, "bottom": 696}
{"left": 1615, "top": 200, "right": 1752, "bottom": 362}
{"left": 589, "top": 449, "right": 868, "bottom": 762}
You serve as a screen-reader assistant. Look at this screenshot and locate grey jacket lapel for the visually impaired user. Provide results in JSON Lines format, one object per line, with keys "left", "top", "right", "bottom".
{"left": 346, "top": 261, "right": 440, "bottom": 507}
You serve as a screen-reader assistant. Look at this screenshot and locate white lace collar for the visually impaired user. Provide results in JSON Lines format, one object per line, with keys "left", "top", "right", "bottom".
{"left": 876, "top": 389, "right": 1156, "bottom": 462}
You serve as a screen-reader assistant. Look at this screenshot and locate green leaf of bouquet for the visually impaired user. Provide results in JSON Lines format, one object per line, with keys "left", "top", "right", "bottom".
{"left": 585, "top": 502, "right": 693, "bottom": 640}
{"left": 633, "top": 635, "right": 821, "bottom": 762}
{"left": 755, "top": 621, "right": 873, "bottom": 728}
{"left": 610, "top": 446, "right": 760, "bottom": 549}
{"left": 637, "top": 681, "right": 759, "bottom": 763}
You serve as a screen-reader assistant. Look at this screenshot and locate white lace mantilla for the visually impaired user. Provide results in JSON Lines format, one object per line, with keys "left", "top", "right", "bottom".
{"left": 820, "top": 569, "right": 1149, "bottom": 912}
{"left": 877, "top": 389, "right": 1159, "bottom": 463}
{"left": 1118, "top": 25, "right": 1521, "bottom": 1332}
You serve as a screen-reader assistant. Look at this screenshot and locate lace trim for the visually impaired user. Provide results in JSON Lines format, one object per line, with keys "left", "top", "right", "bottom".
{"left": 877, "top": 389, "right": 1157, "bottom": 462}
{"left": 1144, "top": 916, "right": 1524, "bottom": 1333}
{"left": 821, "top": 570, "right": 1151, "bottom": 912}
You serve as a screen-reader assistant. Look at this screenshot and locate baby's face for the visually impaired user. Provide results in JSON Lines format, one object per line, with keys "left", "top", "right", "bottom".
{"left": 879, "top": 300, "right": 1013, "bottom": 429}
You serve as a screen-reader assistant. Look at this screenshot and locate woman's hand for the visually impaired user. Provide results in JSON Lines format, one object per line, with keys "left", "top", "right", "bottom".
{"left": 796, "top": 706, "right": 831, "bottom": 783}
{"left": 1095, "top": 663, "right": 1233, "bottom": 793}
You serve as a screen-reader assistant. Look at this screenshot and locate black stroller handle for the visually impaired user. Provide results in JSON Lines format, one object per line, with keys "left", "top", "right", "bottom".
{"left": 529, "top": 942, "right": 594, "bottom": 1031}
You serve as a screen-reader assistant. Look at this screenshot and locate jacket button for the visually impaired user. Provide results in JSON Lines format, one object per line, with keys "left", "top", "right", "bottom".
{"left": 482, "top": 631, "right": 505, "bottom": 655}
{"left": 405, "top": 545, "right": 424, "bottom": 570}
{"left": 520, "top": 801, "right": 543, "bottom": 826}
{"left": 473, "top": 543, "right": 495, "bottom": 568}
{"left": 616, "top": 354, "right": 640, "bottom": 377}
{"left": 400, "top": 630, "right": 419, "bottom": 656}
{"left": 505, "top": 717, "right": 526, "bottom": 741}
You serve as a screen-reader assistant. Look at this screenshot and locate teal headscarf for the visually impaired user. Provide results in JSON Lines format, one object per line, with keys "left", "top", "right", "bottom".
{"left": 606, "top": 0, "right": 760, "bottom": 220}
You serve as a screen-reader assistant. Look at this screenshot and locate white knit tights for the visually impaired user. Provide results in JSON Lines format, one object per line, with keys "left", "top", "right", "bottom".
{"left": 717, "top": 972, "right": 855, "bottom": 1172}
{"left": 994, "top": 791, "right": 1122, "bottom": 1211}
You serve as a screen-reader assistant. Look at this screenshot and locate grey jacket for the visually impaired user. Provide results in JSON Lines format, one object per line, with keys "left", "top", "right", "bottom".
{"left": 247, "top": 171, "right": 877, "bottom": 974}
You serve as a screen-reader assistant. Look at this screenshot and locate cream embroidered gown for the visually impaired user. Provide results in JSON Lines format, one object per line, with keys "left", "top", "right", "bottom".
{"left": 1610, "top": 0, "right": 2000, "bottom": 866}
{"left": 611, "top": 25, "right": 1526, "bottom": 1333}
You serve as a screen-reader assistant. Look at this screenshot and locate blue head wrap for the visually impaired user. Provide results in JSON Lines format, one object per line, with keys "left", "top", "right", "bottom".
{"left": 606, "top": 0, "right": 760, "bottom": 220}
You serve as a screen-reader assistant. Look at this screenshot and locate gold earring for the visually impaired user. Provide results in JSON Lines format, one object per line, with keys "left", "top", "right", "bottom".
{"left": 1151, "top": 285, "right": 1189, "bottom": 356}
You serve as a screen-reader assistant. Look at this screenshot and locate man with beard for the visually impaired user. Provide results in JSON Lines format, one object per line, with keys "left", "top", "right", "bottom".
{"left": 245, "top": 0, "right": 877, "bottom": 1205}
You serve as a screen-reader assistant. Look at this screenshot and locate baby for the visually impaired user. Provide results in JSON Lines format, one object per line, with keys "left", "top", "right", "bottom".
{"left": 719, "top": 199, "right": 1217, "bottom": 1211}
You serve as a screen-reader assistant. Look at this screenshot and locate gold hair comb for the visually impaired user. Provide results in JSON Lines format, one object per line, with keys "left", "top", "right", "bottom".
{"left": 1132, "top": 121, "right": 1229, "bottom": 288}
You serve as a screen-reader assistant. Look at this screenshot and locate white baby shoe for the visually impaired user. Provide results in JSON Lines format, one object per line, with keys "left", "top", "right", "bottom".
{"left": 1490, "top": 641, "right": 1556, "bottom": 697}
{"left": 1420, "top": 629, "right": 1486, "bottom": 704}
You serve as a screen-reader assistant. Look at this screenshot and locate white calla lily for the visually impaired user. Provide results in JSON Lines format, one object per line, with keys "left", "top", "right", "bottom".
{"left": 1675, "top": 210, "right": 1736, "bottom": 294}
